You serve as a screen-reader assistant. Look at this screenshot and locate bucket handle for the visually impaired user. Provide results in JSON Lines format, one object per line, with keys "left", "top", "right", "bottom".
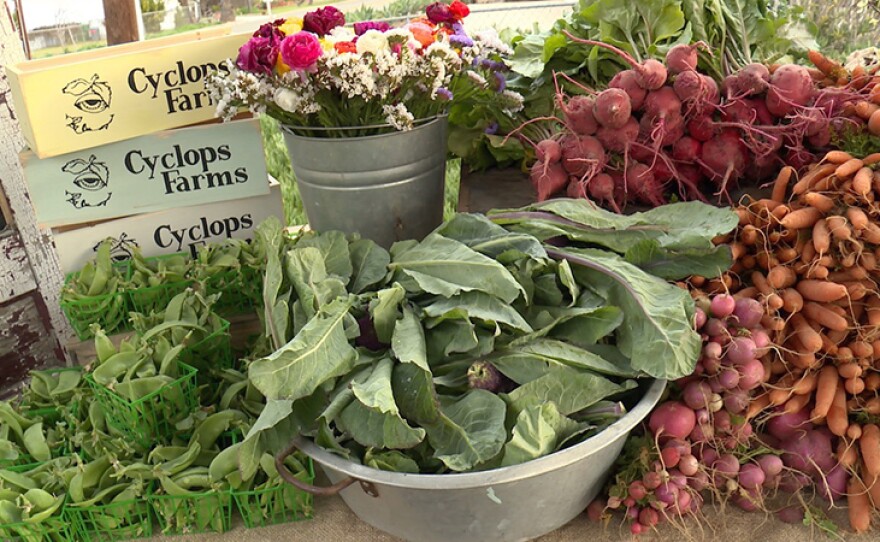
{"left": 276, "top": 437, "right": 371, "bottom": 497}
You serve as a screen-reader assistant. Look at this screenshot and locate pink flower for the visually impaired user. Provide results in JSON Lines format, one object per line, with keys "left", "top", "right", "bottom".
{"left": 280, "top": 31, "right": 324, "bottom": 70}
{"left": 302, "top": 6, "right": 345, "bottom": 36}
{"left": 236, "top": 36, "right": 279, "bottom": 75}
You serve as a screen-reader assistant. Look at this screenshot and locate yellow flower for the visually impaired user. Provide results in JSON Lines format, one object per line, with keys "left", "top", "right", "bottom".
{"left": 278, "top": 18, "right": 303, "bottom": 36}
{"left": 319, "top": 38, "right": 334, "bottom": 52}
{"left": 276, "top": 54, "right": 291, "bottom": 75}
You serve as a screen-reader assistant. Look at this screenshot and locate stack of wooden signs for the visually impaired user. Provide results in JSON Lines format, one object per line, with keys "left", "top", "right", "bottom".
{"left": 7, "top": 26, "right": 284, "bottom": 273}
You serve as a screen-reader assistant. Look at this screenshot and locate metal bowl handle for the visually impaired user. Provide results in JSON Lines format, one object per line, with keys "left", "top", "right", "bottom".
{"left": 275, "top": 437, "right": 360, "bottom": 497}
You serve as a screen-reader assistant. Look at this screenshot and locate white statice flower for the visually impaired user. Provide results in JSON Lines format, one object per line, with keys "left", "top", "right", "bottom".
{"left": 466, "top": 71, "right": 488, "bottom": 88}
{"left": 499, "top": 89, "right": 525, "bottom": 114}
{"left": 385, "top": 28, "right": 421, "bottom": 51}
{"left": 473, "top": 28, "right": 512, "bottom": 56}
{"left": 356, "top": 30, "right": 389, "bottom": 55}
{"left": 328, "top": 26, "right": 356, "bottom": 43}
{"left": 382, "top": 103, "right": 414, "bottom": 131}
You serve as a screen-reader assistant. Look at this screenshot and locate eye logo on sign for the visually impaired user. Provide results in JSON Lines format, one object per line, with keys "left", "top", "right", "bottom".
{"left": 62, "top": 74, "right": 114, "bottom": 134}
{"left": 92, "top": 233, "right": 139, "bottom": 262}
{"left": 62, "top": 154, "right": 112, "bottom": 209}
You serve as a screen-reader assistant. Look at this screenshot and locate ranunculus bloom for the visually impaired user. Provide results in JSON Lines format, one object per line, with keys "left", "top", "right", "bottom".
{"left": 236, "top": 36, "right": 280, "bottom": 75}
{"left": 426, "top": 2, "right": 455, "bottom": 24}
{"left": 449, "top": 1, "right": 469, "bottom": 20}
{"left": 253, "top": 19, "right": 285, "bottom": 39}
{"left": 302, "top": 6, "right": 345, "bottom": 36}
{"left": 353, "top": 20, "right": 391, "bottom": 36}
{"left": 280, "top": 31, "right": 323, "bottom": 70}
{"left": 407, "top": 22, "right": 435, "bottom": 48}
{"left": 334, "top": 41, "right": 357, "bottom": 54}
{"left": 356, "top": 30, "right": 389, "bottom": 55}
{"left": 278, "top": 18, "right": 304, "bottom": 36}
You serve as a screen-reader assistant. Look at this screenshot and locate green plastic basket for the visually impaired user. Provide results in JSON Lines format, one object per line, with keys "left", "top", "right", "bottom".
{"left": 65, "top": 491, "right": 153, "bottom": 542}
{"left": 0, "top": 498, "right": 71, "bottom": 542}
{"left": 124, "top": 253, "right": 193, "bottom": 316}
{"left": 233, "top": 463, "right": 315, "bottom": 528}
{"left": 84, "top": 363, "right": 199, "bottom": 446}
{"left": 203, "top": 267, "right": 261, "bottom": 316}
{"left": 150, "top": 487, "right": 234, "bottom": 535}
{"left": 60, "top": 291, "right": 127, "bottom": 341}
{"left": 178, "top": 319, "right": 233, "bottom": 374}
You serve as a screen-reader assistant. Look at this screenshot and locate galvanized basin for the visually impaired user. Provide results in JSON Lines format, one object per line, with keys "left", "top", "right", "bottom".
{"left": 278, "top": 378, "right": 665, "bottom": 542}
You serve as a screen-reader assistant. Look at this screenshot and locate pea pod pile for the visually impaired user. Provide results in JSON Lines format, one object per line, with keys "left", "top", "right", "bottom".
{"left": 127, "top": 249, "right": 189, "bottom": 289}
{"left": 0, "top": 403, "right": 64, "bottom": 467}
{"left": 19, "top": 368, "right": 83, "bottom": 412}
{"left": 60, "top": 241, "right": 128, "bottom": 336}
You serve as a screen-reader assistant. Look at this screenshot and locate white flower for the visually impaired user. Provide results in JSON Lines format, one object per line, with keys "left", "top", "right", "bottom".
{"left": 328, "top": 26, "right": 356, "bottom": 42}
{"left": 356, "top": 30, "right": 389, "bottom": 55}
{"left": 474, "top": 29, "right": 512, "bottom": 56}
{"left": 273, "top": 88, "right": 300, "bottom": 113}
{"left": 382, "top": 103, "right": 414, "bottom": 131}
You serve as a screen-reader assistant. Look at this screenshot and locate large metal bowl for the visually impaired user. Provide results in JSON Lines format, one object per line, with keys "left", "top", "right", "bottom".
{"left": 279, "top": 378, "right": 666, "bottom": 542}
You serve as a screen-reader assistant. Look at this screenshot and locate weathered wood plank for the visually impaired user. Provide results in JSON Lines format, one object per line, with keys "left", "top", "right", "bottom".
{"left": 0, "top": 292, "right": 61, "bottom": 394}
{"left": 0, "top": 10, "right": 70, "bottom": 346}
{"left": 457, "top": 167, "right": 533, "bottom": 214}
{"left": 0, "top": 232, "right": 36, "bottom": 302}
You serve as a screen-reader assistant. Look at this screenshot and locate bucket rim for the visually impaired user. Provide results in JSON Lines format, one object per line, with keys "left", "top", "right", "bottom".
{"left": 295, "top": 378, "right": 666, "bottom": 490}
{"left": 279, "top": 114, "right": 448, "bottom": 142}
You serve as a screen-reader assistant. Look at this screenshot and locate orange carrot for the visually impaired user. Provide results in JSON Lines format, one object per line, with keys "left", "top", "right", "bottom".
{"left": 781, "top": 288, "right": 804, "bottom": 313}
{"left": 824, "top": 150, "right": 854, "bottom": 164}
{"left": 868, "top": 473, "right": 880, "bottom": 510}
{"left": 797, "top": 280, "right": 848, "bottom": 302}
{"left": 863, "top": 152, "right": 880, "bottom": 165}
{"left": 850, "top": 340, "right": 873, "bottom": 359}
{"left": 776, "top": 246, "right": 798, "bottom": 263}
{"left": 802, "top": 302, "right": 850, "bottom": 331}
{"left": 791, "top": 313, "right": 823, "bottom": 353}
{"left": 866, "top": 372, "right": 880, "bottom": 392}
{"left": 859, "top": 251, "right": 876, "bottom": 271}
{"left": 783, "top": 393, "right": 811, "bottom": 415}
{"left": 781, "top": 207, "right": 823, "bottom": 230}
{"left": 848, "top": 477, "right": 873, "bottom": 533}
{"left": 819, "top": 332, "right": 839, "bottom": 355}
{"left": 853, "top": 167, "right": 873, "bottom": 196}
{"left": 849, "top": 424, "right": 863, "bottom": 441}
{"left": 836, "top": 346, "right": 855, "bottom": 363}
{"left": 812, "top": 365, "right": 839, "bottom": 419}
{"left": 740, "top": 224, "right": 758, "bottom": 245}
{"left": 746, "top": 393, "right": 770, "bottom": 420}
{"left": 838, "top": 362, "right": 863, "bottom": 380}
{"left": 845, "top": 281, "right": 869, "bottom": 301}
{"left": 793, "top": 164, "right": 837, "bottom": 194}
{"left": 771, "top": 166, "right": 794, "bottom": 203}
{"left": 801, "top": 239, "right": 817, "bottom": 263}
{"left": 855, "top": 100, "right": 880, "bottom": 120}
{"left": 733, "top": 286, "right": 759, "bottom": 300}
{"left": 751, "top": 271, "right": 773, "bottom": 296}
{"left": 792, "top": 371, "right": 817, "bottom": 395}
{"left": 837, "top": 439, "right": 859, "bottom": 469}
{"left": 836, "top": 158, "right": 865, "bottom": 178}
{"left": 808, "top": 50, "right": 845, "bottom": 78}
{"left": 803, "top": 192, "right": 836, "bottom": 212}
{"left": 870, "top": 109, "right": 880, "bottom": 137}
{"left": 867, "top": 397, "right": 880, "bottom": 416}
{"left": 862, "top": 424, "right": 880, "bottom": 478}
{"left": 826, "top": 215, "right": 852, "bottom": 240}
{"left": 813, "top": 218, "right": 831, "bottom": 254}
{"left": 845, "top": 376, "right": 866, "bottom": 395}
{"left": 764, "top": 292, "right": 784, "bottom": 311}
{"left": 767, "top": 266, "right": 796, "bottom": 289}
{"left": 827, "top": 381, "right": 849, "bottom": 437}
{"left": 861, "top": 222, "right": 880, "bottom": 244}
{"left": 828, "top": 266, "right": 869, "bottom": 282}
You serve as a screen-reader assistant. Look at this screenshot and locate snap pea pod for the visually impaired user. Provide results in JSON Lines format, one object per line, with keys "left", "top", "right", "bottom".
{"left": 127, "top": 247, "right": 191, "bottom": 289}
{"left": 61, "top": 239, "right": 126, "bottom": 299}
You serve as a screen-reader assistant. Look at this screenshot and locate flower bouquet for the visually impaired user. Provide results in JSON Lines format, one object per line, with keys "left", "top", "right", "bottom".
{"left": 206, "top": 2, "right": 523, "bottom": 137}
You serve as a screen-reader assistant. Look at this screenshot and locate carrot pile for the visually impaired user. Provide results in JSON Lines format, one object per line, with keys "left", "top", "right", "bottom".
{"left": 700, "top": 149, "right": 880, "bottom": 532}
{"left": 807, "top": 50, "right": 880, "bottom": 137}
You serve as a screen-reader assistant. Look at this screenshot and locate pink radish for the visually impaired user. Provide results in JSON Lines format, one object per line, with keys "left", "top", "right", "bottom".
{"left": 560, "top": 134, "right": 606, "bottom": 179}
{"left": 686, "top": 114, "right": 716, "bottom": 142}
{"left": 665, "top": 43, "right": 704, "bottom": 74}
{"left": 562, "top": 95, "right": 598, "bottom": 135}
{"left": 699, "top": 129, "right": 749, "bottom": 199}
{"left": 596, "top": 117, "right": 638, "bottom": 153}
{"left": 625, "top": 161, "right": 665, "bottom": 206}
{"left": 536, "top": 139, "right": 562, "bottom": 163}
{"left": 593, "top": 88, "right": 632, "bottom": 129}
{"left": 562, "top": 33, "right": 667, "bottom": 90}
{"left": 672, "top": 136, "right": 702, "bottom": 162}
{"left": 587, "top": 172, "right": 619, "bottom": 211}
{"left": 766, "top": 64, "right": 813, "bottom": 117}
{"left": 530, "top": 160, "right": 568, "bottom": 201}
{"left": 609, "top": 69, "right": 647, "bottom": 110}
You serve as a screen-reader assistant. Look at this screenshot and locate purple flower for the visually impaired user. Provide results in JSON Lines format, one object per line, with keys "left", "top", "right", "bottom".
{"left": 303, "top": 6, "right": 345, "bottom": 36}
{"left": 253, "top": 19, "right": 286, "bottom": 39}
{"left": 484, "top": 122, "right": 499, "bottom": 135}
{"left": 236, "top": 36, "right": 280, "bottom": 75}
{"left": 449, "top": 33, "right": 473, "bottom": 47}
{"left": 280, "top": 31, "right": 323, "bottom": 70}
{"left": 426, "top": 2, "right": 456, "bottom": 24}
{"left": 492, "top": 71, "right": 506, "bottom": 92}
{"left": 354, "top": 20, "right": 391, "bottom": 36}
{"left": 436, "top": 87, "right": 453, "bottom": 101}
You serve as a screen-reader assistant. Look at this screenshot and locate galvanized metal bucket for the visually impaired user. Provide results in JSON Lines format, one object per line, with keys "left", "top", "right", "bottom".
{"left": 281, "top": 116, "right": 448, "bottom": 248}
{"left": 276, "top": 378, "right": 666, "bottom": 542}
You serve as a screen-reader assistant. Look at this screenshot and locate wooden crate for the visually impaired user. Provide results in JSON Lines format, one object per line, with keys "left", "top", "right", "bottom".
{"left": 20, "top": 118, "right": 269, "bottom": 228}
{"left": 8, "top": 28, "right": 245, "bottom": 158}
{"left": 51, "top": 182, "right": 285, "bottom": 274}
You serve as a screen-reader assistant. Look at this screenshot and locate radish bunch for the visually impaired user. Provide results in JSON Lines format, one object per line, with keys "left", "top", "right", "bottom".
{"left": 524, "top": 39, "right": 879, "bottom": 209}
{"left": 591, "top": 293, "right": 789, "bottom": 534}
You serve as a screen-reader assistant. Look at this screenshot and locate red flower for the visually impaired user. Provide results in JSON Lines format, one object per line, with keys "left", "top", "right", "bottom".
{"left": 303, "top": 6, "right": 345, "bottom": 36}
{"left": 449, "top": 1, "right": 469, "bottom": 20}
{"left": 425, "top": 2, "right": 455, "bottom": 24}
{"left": 334, "top": 41, "right": 357, "bottom": 54}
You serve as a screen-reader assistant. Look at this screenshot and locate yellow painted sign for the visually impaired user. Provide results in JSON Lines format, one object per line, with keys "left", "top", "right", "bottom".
{"left": 8, "top": 28, "right": 246, "bottom": 158}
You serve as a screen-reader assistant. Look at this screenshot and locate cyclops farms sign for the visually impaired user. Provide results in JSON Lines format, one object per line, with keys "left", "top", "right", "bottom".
{"left": 20, "top": 119, "right": 269, "bottom": 228}
{"left": 7, "top": 32, "right": 243, "bottom": 158}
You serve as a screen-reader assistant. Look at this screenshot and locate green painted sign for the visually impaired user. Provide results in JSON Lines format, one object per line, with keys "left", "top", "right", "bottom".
{"left": 20, "top": 119, "right": 269, "bottom": 228}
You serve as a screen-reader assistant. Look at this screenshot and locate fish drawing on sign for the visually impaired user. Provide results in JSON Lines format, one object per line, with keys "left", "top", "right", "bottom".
{"left": 92, "top": 233, "right": 139, "bottom": 262}
{"left": 62, "top": 155, "right": 112, "bottom": 209}
{"left": 62, "top": 74, "right": 114, "bottom": 134}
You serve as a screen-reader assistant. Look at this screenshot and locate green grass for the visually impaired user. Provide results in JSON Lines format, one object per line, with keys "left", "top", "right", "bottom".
{"left": 31, "top": 40, "right": 106, "bottom": 59}
{"left": 146, "top": 21, "right": 221, "bottom": 39}
{"left": 259, "top": 115, "right": 461, "bottom": 227}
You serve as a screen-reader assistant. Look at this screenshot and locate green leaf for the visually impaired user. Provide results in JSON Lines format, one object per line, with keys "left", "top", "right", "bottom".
{"left": 624, "top": 239, "right": 733, "bottom": 280}
{"left": 522, "top": 305, "right": 623, "bottom": 347}
{"left": 503, "top": 338, "right": 638, "bottom": 378}
{"left": 389, "top": 233, "right": 524, "bottom": 304}
{"left": 349, "top": 238, "right": 391, "bottom": 294}
{"left": 508, "top": 33, "right": 552, "bottom": 78}
{"left": 501, "top": 403, "right": 583, "bottom": 467}
{"left": 421, "top": 291, "right": 533, "bottom": 333}
{"left": 505, "top": 365, "right": 636, "bottom": 417}
{"left": 297, "top": 231, "right": 353, "bottom": 282}
{"left": 437, "top": 213, "right": 546, "bottom": 263}
{"left": 551, "top": 247, "right": 701, "bottom": 380}
{"left": 393, "top": 364, "right": 507, "bottom": 472}
{"left": 249, "top": 299, "right": 358, "bottom": 401}
{"left": 425, "top": 319, "right": 479, "bottom": 360}
{"left": 370, "top": 283, "right": 406, "bottom": 344}
{"left": 364, "top": 449, "right": 421, "bottom": 473}
{"left": 256, "top": 216, "right": 291, "bottom": 349}
{"left": 391, "top": 306, "right": 429, "bottom": 371}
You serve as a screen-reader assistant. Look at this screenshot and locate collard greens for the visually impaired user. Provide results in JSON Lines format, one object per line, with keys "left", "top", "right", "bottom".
{"left": 242, "top": 208, "right": 730, "bottom": 473}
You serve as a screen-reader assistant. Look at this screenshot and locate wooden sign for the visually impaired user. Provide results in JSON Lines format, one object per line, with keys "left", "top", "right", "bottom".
{"left": 52, "top": 183, "right": 285, "bottom": 274}
{"left": 8, "top": 30, "right": 245, "bottom": 158}
{"left": 20, "top": 119, "right": 269, "bottom": 228}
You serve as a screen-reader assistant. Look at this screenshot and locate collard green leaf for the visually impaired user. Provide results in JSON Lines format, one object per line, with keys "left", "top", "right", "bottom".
{"left": 350, "top": 359, "right": 399, "bottom": 414}
{"left": 249, "top": 299, "right": 358, "bottom": 401}
{"left": 421, "top": 291, "right": 533, "bottom": 333}
{"left": 501, "top": 403, "right": 583, "bottom": 467}
{"left": 370, "top": 283, "right": 406, "bottom": 344}
{"left": 437, "top": 213, "right": 546, "bottom": 263}
{"left": 393, "top": 363, "right": 507, "bottom": 471}
{"left": 521, "top": 305, "right": 623, "bottom": 347}
{"left": 503, "top": 338, "right": 638, "bottom": 378}
{"left": 624, "top": 239, "right": 732, "bottom": 280}
{"left": 389, "top": 233, "right": 524, "bottom": 304}
{"left": 508, "top": 33, "right": 552, "bottom": 78}
{"left": 548, "top": 247, "right": 701, "bottom": 380}
{"left": 505, "top": 365, "right": 635, "bottom": 417}
{"left": 364, "top": 449, "right": 421, "bottom": 473}
{"left": 256, "top": 216, "right": 291, "bottom": 349}
{"left": 349, "top": 238, "right": 390, "bottom": 294}
{"left": 296, "top": 231, "right": 353, "bottom": 282}
{"left": 425, "top": 319, "right": 479, "bottom": 360}
{"left": 391, "top": 306, "right": 429, "bottom": 371}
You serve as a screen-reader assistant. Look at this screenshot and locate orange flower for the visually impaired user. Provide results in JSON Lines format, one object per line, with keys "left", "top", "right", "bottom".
{"left": 408, "top": 22, "right": 435, "bottom": 48}
{"left": 275, "top": 53, "right": 291, "bottom": 75}
{"left": 334, "top": 41, "right": 357, "bottom": 54}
